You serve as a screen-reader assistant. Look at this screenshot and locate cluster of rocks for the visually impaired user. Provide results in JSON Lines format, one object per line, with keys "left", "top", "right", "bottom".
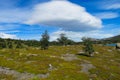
{"left": 19, "top": 53, "right": 39, "bottom": 57}
{"left": 80, "top": 60, "right": 96, "bottom": 74}
{"left": 0, "top": 66, "right": 49, "bottom": 80}
{"left": 116, "top": 43, "right": 120, "bottom": 50}
{"left": 48, "top": 64, "right": 57, "bottom": 71}
{"left": 61, "top": 53, "right": 78, "bottom": 61}
{"left": 80, "top": 60, "right": 97, "bottom": 80}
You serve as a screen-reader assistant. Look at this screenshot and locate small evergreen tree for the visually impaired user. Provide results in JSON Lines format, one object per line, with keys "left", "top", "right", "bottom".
{"left": 57, "top": 33, "right": 68, "bottom": 46}
{"left": 40, "top": 30, "right": 49, "bottom": 50}
{"left": 82, "top": 37, "right": 94, "bottom": 57}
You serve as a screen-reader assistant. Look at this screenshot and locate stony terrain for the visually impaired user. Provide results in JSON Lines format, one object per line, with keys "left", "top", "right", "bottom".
{"left": 0, "top": 45, "right": 120, "bottom": 80}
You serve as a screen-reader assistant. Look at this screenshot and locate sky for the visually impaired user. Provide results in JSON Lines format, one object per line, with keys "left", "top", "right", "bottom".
{"left": 0, "top": 0, "right": 120, "bottom": 41}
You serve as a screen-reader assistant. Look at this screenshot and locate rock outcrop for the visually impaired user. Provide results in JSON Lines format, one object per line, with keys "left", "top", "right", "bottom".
{"left": 116, "top": 43, "right": 120, "bottom": 49}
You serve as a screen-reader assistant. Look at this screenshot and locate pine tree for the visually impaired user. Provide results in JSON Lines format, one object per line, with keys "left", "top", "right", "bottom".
{"left": 82, "top": 37, "right": 94, "bottom": 57}
{"left": 40, "top": 30, "right": 49, "bottom": 50}
{"left": 57, "top": 33, "right": 68, "bottom": 46}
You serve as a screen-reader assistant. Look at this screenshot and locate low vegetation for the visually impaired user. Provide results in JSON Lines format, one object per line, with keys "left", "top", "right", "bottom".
{"left": 40, "top": 30, "right": 50, "bottom": 50}
{"left": 0, "top": 31, "right": 120, "bottom": 80}
{"left": 0, "top": 45, "right": 119, "bottom": 80}
{"left": 82, "top": 37, "right": 95, "bottom": 57}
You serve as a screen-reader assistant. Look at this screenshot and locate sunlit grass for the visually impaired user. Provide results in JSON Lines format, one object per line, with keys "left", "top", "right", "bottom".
{"left": 0, "top": 45, "right": 120, "bottom": 80}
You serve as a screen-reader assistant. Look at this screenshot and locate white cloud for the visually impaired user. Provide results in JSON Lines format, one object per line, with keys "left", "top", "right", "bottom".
{"left": 0, "top": 32, "right": 17, "bottom": 39}
{"left": 94, "top": 12, "right": 119, "bottom": 19}
{"left": 50, "top": 30, "right": 113, "bottom": 42}
{"left": 100, "top": 0, "right": 120, "bottom": 10}
{"left": 26, "top": 0, "right": 102, "bottom": 31}
{"left": 0, "top": 8, "right": 31, "bottom": 23}
{"left": 105, "top": 3, "right": 120, "bottom": 9}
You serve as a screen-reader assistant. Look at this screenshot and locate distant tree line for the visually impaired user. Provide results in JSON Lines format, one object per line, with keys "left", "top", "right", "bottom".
{"left": 0, "top": 30, "right": 77, "bottom": 49}
{"left": 0, "top": 30, "right": 119, "bottom": 50}
{"left": 0, "top": 38, "right": 41, "bottom": 49}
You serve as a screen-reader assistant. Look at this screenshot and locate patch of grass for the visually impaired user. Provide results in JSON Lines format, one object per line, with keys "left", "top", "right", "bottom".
{"left": 0, "top": 73, "right": 16, "bottom": 80}
{"left": 0, "top": 45, "right": 119, "bottom": 80}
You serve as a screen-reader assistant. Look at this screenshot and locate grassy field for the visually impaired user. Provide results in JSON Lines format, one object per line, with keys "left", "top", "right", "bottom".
{"left": 0, "top": 45, "right": 120, "bottom": 80}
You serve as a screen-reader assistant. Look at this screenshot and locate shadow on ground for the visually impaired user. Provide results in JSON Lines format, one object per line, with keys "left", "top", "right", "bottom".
{"left": 76, "top": 53, "right": 90, "bottom": 57}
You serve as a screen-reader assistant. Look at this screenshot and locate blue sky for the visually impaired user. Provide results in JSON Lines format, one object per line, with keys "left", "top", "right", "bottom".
{"left": 0, "top": 0, "right": 120, "bottom": 41}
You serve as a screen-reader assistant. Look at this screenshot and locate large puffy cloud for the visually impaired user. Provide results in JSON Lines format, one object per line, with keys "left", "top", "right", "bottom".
{"left": 26, "top": 0, "right": 102, "bottom": 31}
{"left": 0, "top": 32, "right": 17, "bottom": 39}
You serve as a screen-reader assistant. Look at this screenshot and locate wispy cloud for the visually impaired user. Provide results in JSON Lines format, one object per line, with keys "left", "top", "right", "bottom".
{"left": 98, "top": 0, "right": 120, "bottom": 10}
{"left": 0, "top": 32, "right": 17, "bottom": 39}
{"left": 0, "top": 9, "right": 31, "bottom": 23}
{"left": 94, "top": 12, "right": 119, "bottom": 19}
{"left": 50, "top": 30, "right": 114, "bottom": 41}
{"left": 105, "top": 3, "right": 120, "bottom": 10}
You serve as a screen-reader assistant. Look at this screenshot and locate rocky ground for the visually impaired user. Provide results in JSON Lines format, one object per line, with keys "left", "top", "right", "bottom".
{"left": 0, "top": 45, "right": 120, "bottom": 80}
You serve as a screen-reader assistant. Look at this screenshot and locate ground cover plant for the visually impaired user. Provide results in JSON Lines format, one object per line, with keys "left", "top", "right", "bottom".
{"left": 0, "top": 45, "right": 119, "bottom": 80}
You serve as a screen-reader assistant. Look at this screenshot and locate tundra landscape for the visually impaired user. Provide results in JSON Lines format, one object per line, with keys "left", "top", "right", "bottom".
{"left": 0, "top": 36, "right": 120, "bottom": 80}
{"left": 0, "top": 0, "right": 120, "bottom": 80}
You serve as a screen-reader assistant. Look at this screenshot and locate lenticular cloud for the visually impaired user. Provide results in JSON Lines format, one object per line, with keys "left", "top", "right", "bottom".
{"left": 26, "top": 0, "right": 102, "bottom": 31}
